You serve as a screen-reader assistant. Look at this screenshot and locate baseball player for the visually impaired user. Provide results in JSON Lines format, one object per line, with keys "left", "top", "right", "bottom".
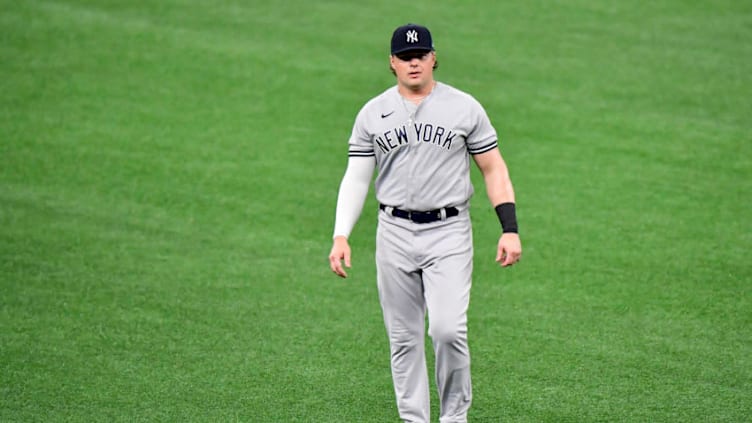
{"left": 328, "top": 23, "right": 522, "bottom": 423}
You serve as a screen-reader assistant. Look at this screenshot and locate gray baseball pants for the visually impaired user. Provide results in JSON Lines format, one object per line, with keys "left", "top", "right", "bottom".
{"left": 376, "top": 209, "right": 473, "bottom": 423}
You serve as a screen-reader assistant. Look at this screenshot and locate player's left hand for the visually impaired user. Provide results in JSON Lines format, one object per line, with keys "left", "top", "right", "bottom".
{"left": 496, "top": 233, "right": 521, "bottom": 267}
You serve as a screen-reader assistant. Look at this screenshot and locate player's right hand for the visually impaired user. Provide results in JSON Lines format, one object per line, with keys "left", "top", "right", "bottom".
{"left": 329, "top": 236, "right": 352, "bottom": 278}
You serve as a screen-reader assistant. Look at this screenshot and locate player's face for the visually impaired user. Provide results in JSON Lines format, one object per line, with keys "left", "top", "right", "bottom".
{"left": 390, "top": 50, "right": 436, "bottom": 91}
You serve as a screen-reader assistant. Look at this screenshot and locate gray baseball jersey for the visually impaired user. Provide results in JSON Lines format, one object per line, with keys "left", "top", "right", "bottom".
{"left": 348, "top": 81, "right": 498, "bottom": 211}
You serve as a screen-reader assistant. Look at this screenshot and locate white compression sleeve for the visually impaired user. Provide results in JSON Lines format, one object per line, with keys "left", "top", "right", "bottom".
{"left": 332, "top": 156, "right": 375, "bottom": 239}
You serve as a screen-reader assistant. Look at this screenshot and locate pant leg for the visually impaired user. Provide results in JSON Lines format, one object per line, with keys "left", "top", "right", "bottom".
{"left": 420, "top": 217, "right": 473, "bottom": 423}
{"left": 376, "top": 215, "right": 430, "bottom": 423}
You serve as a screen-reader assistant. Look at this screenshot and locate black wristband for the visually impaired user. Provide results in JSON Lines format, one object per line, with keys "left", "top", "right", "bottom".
{"left": 495, "top": 202, "right": 518, "bottom": 233}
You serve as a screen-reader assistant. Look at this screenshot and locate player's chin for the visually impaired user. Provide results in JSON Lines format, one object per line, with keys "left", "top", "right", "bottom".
{"left": 403, "top": 78, "right": 424, "bottom": 89}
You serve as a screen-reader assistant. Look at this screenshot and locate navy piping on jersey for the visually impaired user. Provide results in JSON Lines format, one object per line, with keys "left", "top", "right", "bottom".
{"left": 468, "top": 140, "right": 498, "bottom": 155}
{"left": 349, "top": 149, "right": 376, "bottom": 157}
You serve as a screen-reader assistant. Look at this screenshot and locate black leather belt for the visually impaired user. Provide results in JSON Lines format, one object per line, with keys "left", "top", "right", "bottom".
{"left": 379, "top": 204, "right": 459, "bottom": 224}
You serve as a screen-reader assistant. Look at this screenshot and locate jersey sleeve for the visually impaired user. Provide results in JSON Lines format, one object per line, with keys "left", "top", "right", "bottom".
{"left": 465, "top": 98, "right": 498, "bottom": 155}
{"left": 347, "top": 107, "right": 375, "bottom": 157}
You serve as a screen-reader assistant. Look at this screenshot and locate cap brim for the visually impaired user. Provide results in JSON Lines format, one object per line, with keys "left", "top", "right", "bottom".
{"left": 391, "top": 46, "right": 434, "bottom": 55}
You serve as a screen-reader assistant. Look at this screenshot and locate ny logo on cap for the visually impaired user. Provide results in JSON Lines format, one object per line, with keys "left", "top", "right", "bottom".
{"left": 406, "top": 29, "right": 418, "bottom": 43}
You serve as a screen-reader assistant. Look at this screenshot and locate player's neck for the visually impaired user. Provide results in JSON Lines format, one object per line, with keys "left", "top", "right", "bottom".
{"left": 399, "top": 80, "right": 436, "bottom": 105}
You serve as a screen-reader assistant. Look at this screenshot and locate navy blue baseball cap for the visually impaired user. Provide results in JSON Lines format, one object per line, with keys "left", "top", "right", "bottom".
{"left": 391, "top": 23, "right": 434, "bottom": 54}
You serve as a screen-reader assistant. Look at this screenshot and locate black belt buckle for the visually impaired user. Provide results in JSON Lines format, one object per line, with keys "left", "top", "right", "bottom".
{"left": 410, "top": 210, "right": 438, "bottom": 224}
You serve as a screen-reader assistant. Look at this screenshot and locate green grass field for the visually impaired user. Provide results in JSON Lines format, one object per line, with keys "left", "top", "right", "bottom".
{"left": 2, "top": 0, "right": 750, "bottom": 421}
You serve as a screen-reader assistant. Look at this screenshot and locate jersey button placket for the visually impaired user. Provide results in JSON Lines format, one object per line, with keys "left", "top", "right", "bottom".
{"left": 407, "top": 103, "right": 424, "bottom": 207}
